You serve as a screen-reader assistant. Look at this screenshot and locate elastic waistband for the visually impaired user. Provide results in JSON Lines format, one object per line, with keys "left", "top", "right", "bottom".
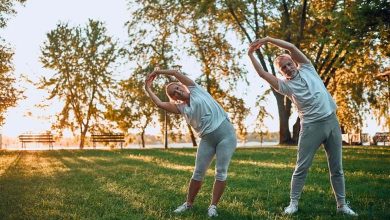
{"left": 202, "top": 118, "right": 232, "bottom": 138}
{"left": 302, "top": 112, "right": 336, "bottom": 125}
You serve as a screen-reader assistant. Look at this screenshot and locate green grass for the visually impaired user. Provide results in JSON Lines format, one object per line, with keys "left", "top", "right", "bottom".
{"left": 0, "top": 146, "right": 389, "bottom": 219}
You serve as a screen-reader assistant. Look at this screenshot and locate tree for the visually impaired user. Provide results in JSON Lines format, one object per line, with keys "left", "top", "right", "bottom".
{"left": 0, "top": 0, "right": 26, "bottom": 29}
{"left": 178, "top": 0, "right": 389, "bottom": 143}
{"left": 125, "top": 0, "right": 250, "bottom": 141}
{"left": 180, "top": 17, "right": 249, "bottom": 138}
{"left": 124, "top": 0, "right": 388, "bottom": 144}
{"left": 0, "top": 0, "right": 26, "bottom": 126}
{"left": 126, "top": 0, "right": 296, "bottom": 144}
{"left": 39, "top": 19, "right": 119, "bottom": 149}
{"left": 300, "top": 0, "right": 390, "bottom": 134}
{"left": 106, "top": 67, "right": 156, "bottom": 148}
{"left": 254, "top": 89, "right": 273, "bottom": 145}
{"left": 107, "top": 3, "right": 189, "bottom": 148}
{"left": 370, "top": 70, "right": 389, "bottom": 131}
{"left": 0, "top": 42, "right": 23, "bottom": 126}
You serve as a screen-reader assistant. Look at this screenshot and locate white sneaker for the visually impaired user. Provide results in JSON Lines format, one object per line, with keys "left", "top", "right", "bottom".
{"left": 283, "top": 202, "right": 298, "bottom": 215}
{"left": 337, "top": 204, "right": 358, "bottom": 216}
{"left": 173, "top": 202, "right": 192, "bottom": 213}
{"left": 208, "top": 205, "right": 218, "bottom": 217}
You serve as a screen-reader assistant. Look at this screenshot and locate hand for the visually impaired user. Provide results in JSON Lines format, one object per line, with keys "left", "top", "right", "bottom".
{"left": 248, "top": 42, "right": 263, "bottom": 55}
{"left": 145, "top": 72, "right": 158, "bottom": 90}
{"left": 152, "top": 69, "right": 177, "bottom": 76}
{"left": 251, "top": 37, "right": 270, "bottom": 46}
{"left": 248, "top": 37, "right": 269, "bottom": 55}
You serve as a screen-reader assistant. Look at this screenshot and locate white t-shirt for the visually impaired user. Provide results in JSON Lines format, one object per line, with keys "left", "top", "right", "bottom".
{"left": 277, "top": 63, "right": 337, "bottom": 124}
{"left": 176, "top": 83, "right": 228, "bottom": 137}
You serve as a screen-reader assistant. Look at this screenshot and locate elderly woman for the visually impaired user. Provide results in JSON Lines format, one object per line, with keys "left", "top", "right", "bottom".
{"left": 145, "top": 69, "right": 237, "bottom": 217}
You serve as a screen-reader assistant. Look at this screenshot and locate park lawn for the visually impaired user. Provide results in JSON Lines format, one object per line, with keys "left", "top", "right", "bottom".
{"left": 0, "top": 146, "right": 389, "bottom": 220}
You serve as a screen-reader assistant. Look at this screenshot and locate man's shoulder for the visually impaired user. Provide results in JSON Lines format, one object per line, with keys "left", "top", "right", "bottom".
{"left": 298, "top": 62, "right": 317, "bottom": 74}
{"left": 298, "top": 62, "right": 315, "bottom": 69}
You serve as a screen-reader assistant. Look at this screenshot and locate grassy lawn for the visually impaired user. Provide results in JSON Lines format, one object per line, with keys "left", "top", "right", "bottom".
{"left": 0, "top": 146, "right": 389, "bottom": 219}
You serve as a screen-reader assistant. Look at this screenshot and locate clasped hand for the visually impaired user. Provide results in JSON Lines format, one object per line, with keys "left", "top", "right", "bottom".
{"left": 248, "top": 37, "right": 269, "bottom": 54}
{"left": 145, "top": 71, "right": 159, "bottom": 89}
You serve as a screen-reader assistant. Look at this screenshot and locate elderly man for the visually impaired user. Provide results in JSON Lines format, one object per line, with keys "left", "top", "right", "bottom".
{"left": 248, "top": 37, "right": 358, "bottom": 216}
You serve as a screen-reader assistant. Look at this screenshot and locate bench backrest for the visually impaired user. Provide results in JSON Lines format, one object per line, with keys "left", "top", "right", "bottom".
{"left": 19, "top": 134, "right": 54, "bottom": 143}
{"left": 91, "top": 133, "right": 125, "bottom": 142}
{"left": 373, "top": 132, "right": 390, "bottom": 142}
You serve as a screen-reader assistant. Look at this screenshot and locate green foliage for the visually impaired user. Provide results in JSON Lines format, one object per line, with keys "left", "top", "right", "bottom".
{"left": 181, "top": 18, "right": 249, "bottom": 137}
{"left": 0, "top": 42, "right": 23, "bottom": 126}
{"left": 0, "top": 146, "right": 389, "bottom": 219}
{"left": 111, "top": 4, "right": 190, "bottom": 146}
{"left": 300, "top": 0, "right": 389, "bottom": 133}
{"left": 193, "top": 0, "right": 389, "bottom": 137}
{"left": 106, "top": 65, "right": 159, "bottom": 147}
{"left": 110, "top": 1, "right": 197, "bottom": 146}
{"left": 0, "top": 0, "right": 25, "bottom": 126}
{"left": 0, "top": 0, "right": 26, "bottom": 28}
{"left": 254, "top": 89, "right": 273, "bottom": 140}
{"left": 39, "top": 20, "right": 119, "bottom": 148}
{"left": 125, "top": 0, "right": 249, "bottom": 139}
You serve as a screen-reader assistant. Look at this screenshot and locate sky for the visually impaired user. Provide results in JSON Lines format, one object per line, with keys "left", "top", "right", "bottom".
{"left": 0, "top": 0, "right": 383, "bottom": 138}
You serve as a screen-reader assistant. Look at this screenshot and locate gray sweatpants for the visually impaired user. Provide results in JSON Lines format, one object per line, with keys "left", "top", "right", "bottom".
{"left": 192, "top": 119, "right": 237, "bottom": 181}
{"left": 290, "top": 112, "right": 346, "bottom": 207}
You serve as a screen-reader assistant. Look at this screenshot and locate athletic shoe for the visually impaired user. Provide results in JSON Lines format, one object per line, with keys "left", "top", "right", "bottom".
{"left": 283, "top": 202, "right": 298, "bottom": 215}
{"left": 208, "top": 205, "right": 218, "bottom": 217}
{"left": 337, "top": 203, "right": 358, "bottom": 216}
{"left": 173, "top": 202, "right": 192, "bottom": 213}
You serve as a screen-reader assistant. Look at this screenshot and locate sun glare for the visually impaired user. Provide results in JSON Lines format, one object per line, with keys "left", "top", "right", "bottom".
{"left": 233, "top": 160, "right": 295, "bottom": 169}
{"left": 126, "top": 154, "right": 197, "bottom": 173}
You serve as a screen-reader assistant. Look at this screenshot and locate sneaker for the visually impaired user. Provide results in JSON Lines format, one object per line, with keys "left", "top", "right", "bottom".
{"left": 173, "top": 202, "right": 192, "bottom": 213}
{"left": 208, "top": 205, "right": 218, "bottom": 217}
{"left": 283, "top": 202, "right": 298, "bottom": 215}
{"left": 337, "top": 203, "right": 358, "bottom": 216}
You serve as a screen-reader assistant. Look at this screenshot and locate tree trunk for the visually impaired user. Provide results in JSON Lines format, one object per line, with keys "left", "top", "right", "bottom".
{"left": 274, "top": 91, "right": 293, "bottom": 144}
{"left": 292, "top": 117, "right": 300, "bottom": 143}
{"left": 79, "top": 132, "right": 86, "bottom": 149}
{"left": 187, "top": 124, "right": 197, "bottom": 147}
{"left": 164, "top": 110, "right": 168, "bottom": 149}
{"left": 141, "top": 129, "right": 145, "bottom": 148}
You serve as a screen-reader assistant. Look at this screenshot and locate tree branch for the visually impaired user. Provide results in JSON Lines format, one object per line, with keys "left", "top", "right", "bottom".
{"left": 227, "top": 2, "right": 253, "bottom": 42}
{"left": 296, "top": 0, "right": 307, "bottom": 48}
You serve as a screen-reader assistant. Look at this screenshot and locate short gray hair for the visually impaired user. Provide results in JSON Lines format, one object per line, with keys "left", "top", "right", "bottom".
{"left": 274, "top": 54, "right": 293, "bottom": 70}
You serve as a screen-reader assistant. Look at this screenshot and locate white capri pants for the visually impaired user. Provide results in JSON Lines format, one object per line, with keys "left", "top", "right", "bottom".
{"left": 192, "top": 119, "right": 237, "bottom": 181}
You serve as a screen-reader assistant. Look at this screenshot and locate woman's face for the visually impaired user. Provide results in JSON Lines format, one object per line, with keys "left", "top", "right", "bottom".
{"left": 167, "top": 83, "right": 190, "bottom": 102}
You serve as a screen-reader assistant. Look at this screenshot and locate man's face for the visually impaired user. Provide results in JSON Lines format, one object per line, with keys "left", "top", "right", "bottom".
{"left": 278, "top": 57, "right": 298, "bottom": 79}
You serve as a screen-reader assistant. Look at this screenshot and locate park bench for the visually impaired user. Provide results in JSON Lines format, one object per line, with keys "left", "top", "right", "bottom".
{"left": 373, "top": 132, "right": 390, "bottom": 145}
{"left": 342, "top": 133, "right": 369, "bottom": 145}
{"left": 18, "top": 133, "right": 55, "bottom": 149}
{"left": 91, "top": 133, "right": 125, "bottom": 149}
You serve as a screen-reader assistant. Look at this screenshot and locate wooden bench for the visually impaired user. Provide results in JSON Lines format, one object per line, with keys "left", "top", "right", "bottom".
{"left": 373, "top": 132, "right": 390, "bottom": 145}
{"left": 91, "top": 133, "right": 125, "bottom": 149}
{"left": 18, "top": 133, "right": 55, "bottom": 149}
{"left": 342, "top": 133, "right": 370, "bottom": 145}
